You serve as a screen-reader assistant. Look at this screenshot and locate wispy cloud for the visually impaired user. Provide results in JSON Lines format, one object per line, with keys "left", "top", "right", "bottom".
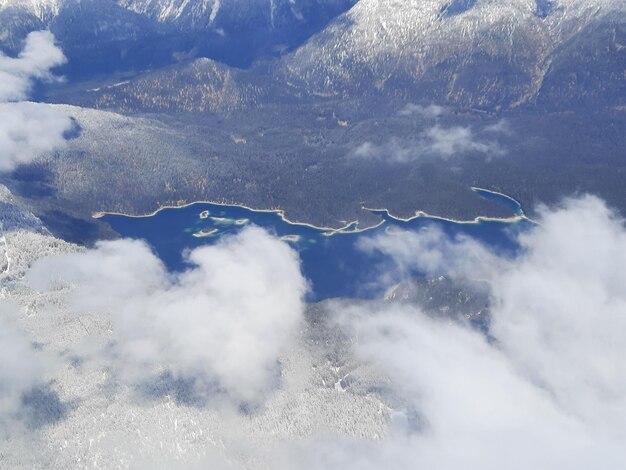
{"left": 484, "top": 118, "right": 512, "bottom": 134}
{"left": 0, "top": 102, "right": 72, "bottom": 171}
{"left": 0, "top": 31, "right": 66, "bottom": 102}
{"left": 15, "top": 195, "right": 626, "bottom": 467}
{"left": 351, "top": 124, "right": 505, "bottom": 163}
{"left": 0, "top": 303, "right": 55, "bottom": 435}
{"left": 423, "top": 124, "right": 504, "bottom": 157}
{"left": 0, "top": 308, "right": 44, "bottom": 417}
{"left": 354, "top": 104, "right": 510, "bottom": 164}
{"left": 283, "top": 194, "right": 626, "bottom": 469}
{"left": 29, "top": 227, "right": 308, "bottom": 405}
{"left": 398, "top": 103, "right": 448, "bottom": 118}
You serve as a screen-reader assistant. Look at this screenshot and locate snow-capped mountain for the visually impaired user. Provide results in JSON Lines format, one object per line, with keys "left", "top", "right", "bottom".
{"left": 0, "top": 0, "right": 62, "bottom": 19}
{"left": 1, "top": 0, "right": 623, "bottom": 109}
{"left": 117, "top": 0, "right": 224, "bottom": 26}
{"left": 72, "top": 0, "right": 624, "bottom": 113}
{"left": 281, "top": 0, "right": 625, "bottom": 109}
{"left": 0, "top": 0, "right": 356, "bottom": 77}
{"left": 0, "top": 0, "right": 354, "bottom": 27}
{"left": 118, "top": 0, "right": 355, "bottom": 29}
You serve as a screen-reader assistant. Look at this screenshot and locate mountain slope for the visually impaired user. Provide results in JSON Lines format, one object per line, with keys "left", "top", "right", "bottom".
{"left": 72, "top": 0, "right": 626, "bottom": 113}
{"left": 0, "top": 0, "right": 62, "bottom": 19}
{"left": 280, "top": 0, "right": 625, "bottom": 110}
{"left": 0, "top": 0, "right": 357, "bottom": 76}
{"left": 118, "top": 0, "right": 356, "bottom": 30}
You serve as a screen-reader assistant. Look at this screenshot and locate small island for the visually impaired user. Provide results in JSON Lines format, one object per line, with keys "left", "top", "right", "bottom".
{"left": 280, "top": 234, "right": 301, "bottom": 243}
{"left": 192, "top": 227, "right": 218, "bottom": 238}
{"left": 210, "top": 216, "right": 249, "bottom": 226}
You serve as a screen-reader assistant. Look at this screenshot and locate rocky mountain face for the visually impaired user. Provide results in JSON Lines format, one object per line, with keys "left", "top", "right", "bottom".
{"left": 118, "top": 0, "right": 356, "bottom": 30}
{"left": 0, "top": 0, "right": 62, "bottom": 19}
{"left": 280, "top": 0, "right": 625, "bottom": 110}
{"left": 0, "top": 0, "right": 356, "bottom": 77}
{"left": 59, "top": 0, "right": 626, "bottom": 113}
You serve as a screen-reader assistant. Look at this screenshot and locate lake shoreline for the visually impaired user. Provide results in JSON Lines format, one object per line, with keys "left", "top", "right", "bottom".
{"left": 92, "top": 187, "right": 530, "bottom": 235}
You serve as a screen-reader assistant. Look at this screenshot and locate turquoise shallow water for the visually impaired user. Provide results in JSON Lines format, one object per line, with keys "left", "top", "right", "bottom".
{"left": 101, "top": 190, "right": 530, "bottom": 301}
{"left": 471, "top": 187, "right": 525, "bottom": 216}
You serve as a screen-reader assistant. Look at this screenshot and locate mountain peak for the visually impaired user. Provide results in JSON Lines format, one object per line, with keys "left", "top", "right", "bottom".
{"left": 0, "top": 0, "right": 62, "bottom": 19}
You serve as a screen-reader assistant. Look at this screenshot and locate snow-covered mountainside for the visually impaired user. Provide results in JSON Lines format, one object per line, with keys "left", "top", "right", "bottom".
{"left": 0, "top": 185, "right": 48, "bottom": 235}
{"left": 118, "top": 0, "right": 355, "bottom": 29}
{"left": 0, "top": 0, "right": 355, "bottom": 27}
{"left": 0, "top": 0, "right": 356, "bottom": 76}
{"left": 117, "top": 0, "right": 225, "bottom": 26}
{"left": 281, "top": 0, "right": 625, "bottom": 109}
{"left": 0, "top": 0, "right": 62, "bottom": 19}
{"left": 2, "top": 0, "right": 621, "bottom": 99}
{"left": 75, "top": 0, "right": 625, "bottom": 112}
{"left": 0, "top": 184, "right": 50, "bottom": 276}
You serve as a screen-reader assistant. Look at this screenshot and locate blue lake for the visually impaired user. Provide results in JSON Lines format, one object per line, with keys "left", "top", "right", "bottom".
{"left": 100, "top": 189, "right": 531, "bottom": 301}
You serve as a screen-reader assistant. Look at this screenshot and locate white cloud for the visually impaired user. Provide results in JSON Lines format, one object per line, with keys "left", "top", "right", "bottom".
{"left": 274, "top": 195, "right": 626, "bottom": 469}
{"left": 0, "top": 31, "right": 66, "bottom": 102}
{"left": 283, "top": 306, "right": 624, "bottom": 470}
{"left": 0, "top": 31, "right": 72, "bottom": 172}
{"left": 370, "top": 104, "right": 509, "bottom": 163}
{"left": 28, "top": 226, "right": 308, "bottom": 404}
{"left": 356, "top": 223, "right": 499, "bottom": 284}
{"left": 352, "top": 137, "right": 422, "bottom": 163}
{"left": 490, "top": 196, "right": 626, "bottom": 428}
{"left": 398, "top": 103, "right": 448, "bottom": 118}
{"left": 484, "top": 118, "right": 511, "bottom": 134}
{"left": 0, "top": 304, "right": 45, "bottom": 421}
{"left": 424, "top": 125, "right": 503, "bottom": 158}
{"left": 351, "top": 125, "right": 504, "bottom": 163}
{"left": 16, "top": 195, "right": 626, "bottom": 467}
{"left": 0, "top": 102, "right": 73, "bottom": 172}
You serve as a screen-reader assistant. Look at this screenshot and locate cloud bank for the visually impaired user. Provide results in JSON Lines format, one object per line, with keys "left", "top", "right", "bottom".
{"left": 16, "top": 196, "right": 626, "bottom": 468}
{"left": 0, "top": 306, "right": 44, "bottom": 418}
{"left": 0, "top": 31, "right": 72, "bottom": 172}
{"left": 0, "top": 302, "right": 53, "bottom": 436}
{"left": 29, "top": 226, "right": 308, "bottom": 404}
{"left": 286, "top": 195, "right": 626, "bottom": 469}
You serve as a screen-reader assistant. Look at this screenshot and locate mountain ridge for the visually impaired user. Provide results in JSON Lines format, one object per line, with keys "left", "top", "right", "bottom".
{"left": 0, "top": 0, "right": 357, "bottom": 76}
